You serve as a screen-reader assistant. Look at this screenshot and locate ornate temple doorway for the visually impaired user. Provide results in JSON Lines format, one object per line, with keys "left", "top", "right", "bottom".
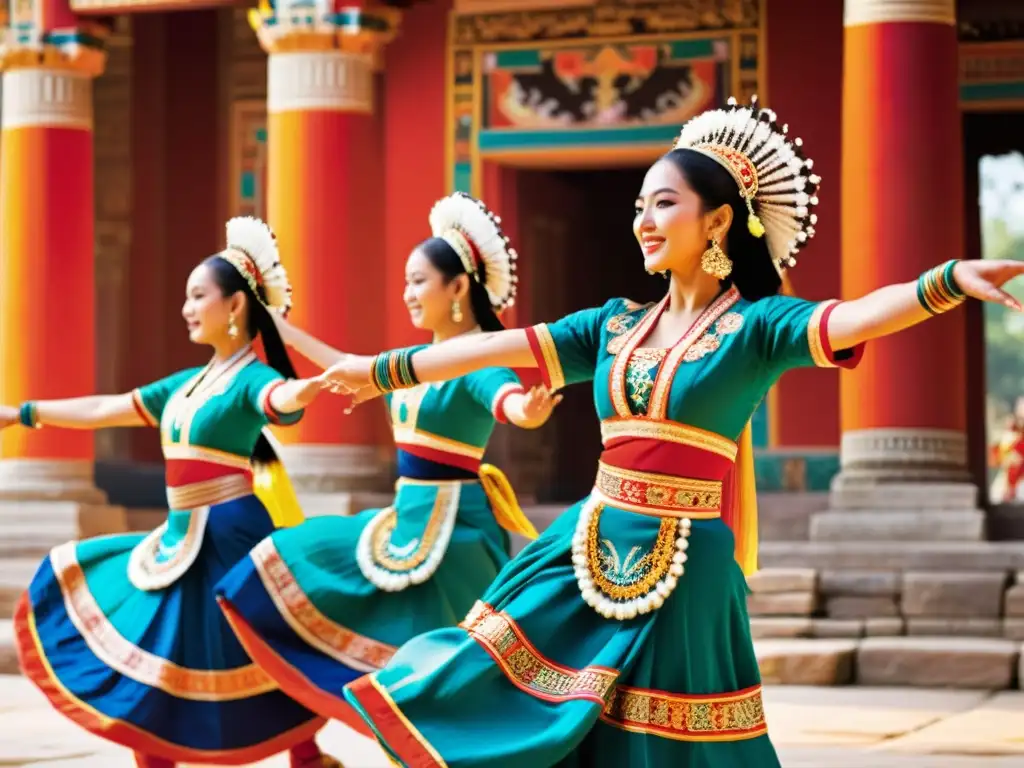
{"left": 490, "top": 166, "right": 663, "bottom": 502}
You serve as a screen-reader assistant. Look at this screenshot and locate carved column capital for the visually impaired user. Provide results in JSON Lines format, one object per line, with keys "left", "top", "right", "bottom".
{"left": 2, "top": 67, "right": 95, "bottom": 130}
{"left": 844, "top": 0, "right": 955, "bottom": 27}
{"left": 267, "top": 49, "right": 374, "bottom": 114}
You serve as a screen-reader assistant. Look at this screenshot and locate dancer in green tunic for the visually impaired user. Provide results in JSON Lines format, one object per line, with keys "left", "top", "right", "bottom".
{"left": 316, "top": 96, "right": 1024, "bottom": 768}
{"left": 215, "top": 193, "right": 559, "bottom": 738}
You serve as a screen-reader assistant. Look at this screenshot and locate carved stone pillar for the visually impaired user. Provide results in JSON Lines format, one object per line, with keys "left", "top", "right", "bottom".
{"left": 0, "top": 29, "right": 128, "bottom": 547}
{"left": 811, "top": 0, "right": 981, "bottom": 542}
{"left": 250, "top": 4, "right": 399, "bottom": 513}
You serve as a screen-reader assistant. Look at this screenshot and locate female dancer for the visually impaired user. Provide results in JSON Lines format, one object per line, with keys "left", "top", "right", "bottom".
{"left": 0, "top": 218, "right": 341, "bottom": 767}
{"left": 319, "top": 97, "right": 1024, "bottom": 767}
{"left": 215, "top": 193, "right": 558, "bottom": 734}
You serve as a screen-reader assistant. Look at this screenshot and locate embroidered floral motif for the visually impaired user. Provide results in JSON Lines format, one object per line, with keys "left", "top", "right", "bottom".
{"left": 585, "top": 503, "right": 679, "bottom": 602}
{"left": 624, "top": 348, "right": 668, "bottom": 415}
{"left": 605, "top": 303, "right": 653, "bottom": 354}
{"left": 682, "top": 311, "right": 744, "bottom": 363}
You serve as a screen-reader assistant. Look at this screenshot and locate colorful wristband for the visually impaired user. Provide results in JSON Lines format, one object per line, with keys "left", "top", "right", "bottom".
{"left": 369, "top": 348, "right": 421, "bottom": 394}
{"left": 917, "top": 260, "right": 966, "bottom": 315}
{"left": 19, "top": 402, "right": 40, "bottom": 429}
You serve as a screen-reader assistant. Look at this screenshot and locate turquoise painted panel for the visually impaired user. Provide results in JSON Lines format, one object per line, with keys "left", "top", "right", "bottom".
{"left": 754, "top": 450, "right": 840, "bottom": 493}
{"left": 241, "top": 172, "right": 255, "bottom": 199}
{"left": 668, "top": 40, "right": 718, "bottom": 59}
{"left": 961, "top": 81, "right": 1024, "bottom": 102}
{"left": 453, "top": 163, "right": 472, "bottom": 194}
{"left": 493, "top": 50, "right": 543, "bottom": 69}
{"left": 478, "top": 124, "right": 681, "bottom": 151}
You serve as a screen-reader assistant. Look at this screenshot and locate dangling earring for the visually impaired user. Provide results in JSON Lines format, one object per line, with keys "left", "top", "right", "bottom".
{"left": 701, "top": 239, "right": 733, "bottom": 280}
{"left": 228, "top": 315, "right": 239, "bottom": 339}
{"left": 451, "top": 299, "right": 463, "bottom": 323}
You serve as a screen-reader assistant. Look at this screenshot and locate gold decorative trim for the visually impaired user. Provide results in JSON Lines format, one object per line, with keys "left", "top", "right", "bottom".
{"left": 251, "top": 539, "right": 397, "bottom": 672}
{"left": 594, "top": 462, "right": 722, "bottom": 517}
{"left": 599, "top": 418, "right": 738, "bottom": 461}
{"left": 461, "top": 601, "right": 768, "bottom": 742}
{"left": 529, "top": 324, "right": 566, "bottom": 391}
{"left": 460, "top": 602, "right": 619, "bottom": 703}
{"left": 601, "top": 683, "right": 768, "bottom": 742}
{"left": 50, "top": 542, "right": 274, "bottom": 701}
{"left": 585, "top": 504, "right": 678, "bottom": 601}
{"left": 844, "top": 0, "right": 955, "bottom": 27}
{"left": 807, "top": 300, "right": 839, "bottom": 369}
{"left": 609, "top": 298, "right": 667, "bottom": 418}
{"left": 647, "top": 287, "right": 740, "bottom": 419}
{"left": 166, "top": 474, "right": 251, "bottom": 510}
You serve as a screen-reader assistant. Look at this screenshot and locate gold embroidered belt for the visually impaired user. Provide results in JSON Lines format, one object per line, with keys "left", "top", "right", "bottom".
{"left": 593, "top": 462, "right": 722, "bottom": 518}
{"left": 166, "top": 473, "right": 252, "bottom": 510}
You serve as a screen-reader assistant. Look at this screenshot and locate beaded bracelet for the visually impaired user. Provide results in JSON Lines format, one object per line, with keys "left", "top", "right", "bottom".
{"left": 19, "top": 402, "right": 41, "bottom": 429}
{"left": 916, "top": 260, "right": 966, "bottom": 315}
{"left": 369, "top": 348, "right": 421, "bottom": 393}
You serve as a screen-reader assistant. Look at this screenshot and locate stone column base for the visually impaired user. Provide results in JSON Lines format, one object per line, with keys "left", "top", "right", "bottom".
{"left": 277, "top": 444, "right": 393, "bottom": 517}
{"left": 0, "top": 500, "right": 128, "bottom": 558}
{"left": 0, "top": 459, "right": 107, "bottom": 503}
{"left": 814, "top": 428, "right": 983, "bottom": 542}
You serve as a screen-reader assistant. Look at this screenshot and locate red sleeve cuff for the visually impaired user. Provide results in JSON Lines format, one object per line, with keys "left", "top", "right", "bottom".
{"left": 809, "top": 300, "right": 866, "bottom": 370}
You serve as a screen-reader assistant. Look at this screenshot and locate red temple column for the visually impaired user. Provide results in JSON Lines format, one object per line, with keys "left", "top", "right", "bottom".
{"left": 817, "top": 0, "right": 979, "bottom": 541}
{"left": 251, "top": 5, "right": 396, "bottom": 510}
{"left": 0, "top": 39, "right": 103, "bottom": 500}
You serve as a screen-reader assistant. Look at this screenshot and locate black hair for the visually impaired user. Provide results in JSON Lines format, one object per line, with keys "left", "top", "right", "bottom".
{"left": 417, "top": 237, "right": 505, "bottom": 332}
{"left": 202, "top": 255, "right": 300, "bottom": 465}
{"left": 661, "top": 148, "right": 781, "bottom": 301}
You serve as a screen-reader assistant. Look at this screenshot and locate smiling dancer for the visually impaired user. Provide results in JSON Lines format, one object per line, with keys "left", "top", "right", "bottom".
{"left": 216, "top": 193, "right": 558, "bottom": 742}
{"left": 0, "top": 218, "right": 346, "bottom": 767}
{"left": 316, "top": 96, "right": 1024, "bottom": 768}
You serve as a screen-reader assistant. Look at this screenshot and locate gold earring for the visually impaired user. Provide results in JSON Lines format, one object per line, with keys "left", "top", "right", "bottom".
{"left": 701, "top": 240, "right": 733, "bottom": 280}
{"left": 451, "top": 299, "right": 463, "bottom": 323}
{"left": 228, "top": 316, "right": 239, "bottom": 339}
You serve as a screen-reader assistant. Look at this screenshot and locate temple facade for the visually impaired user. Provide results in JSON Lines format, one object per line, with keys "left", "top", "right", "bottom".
{"left": 2, "top": 0, "right": 1024, "bottom": 676}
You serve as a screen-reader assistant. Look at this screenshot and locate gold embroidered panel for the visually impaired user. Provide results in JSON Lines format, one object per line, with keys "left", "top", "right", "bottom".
{"left": 446, "top": 0, "right": 764, "bottom": 193}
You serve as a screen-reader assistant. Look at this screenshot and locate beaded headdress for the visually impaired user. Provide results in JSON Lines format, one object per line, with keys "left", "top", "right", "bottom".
{"left": 429, "top": 192, "right": 518, "bottom": 312}
{"left": 672, "top": 96, "right": 820, "bottom": 275}
{"left": 218, "top": 216, "right": 293, "bottom": 315}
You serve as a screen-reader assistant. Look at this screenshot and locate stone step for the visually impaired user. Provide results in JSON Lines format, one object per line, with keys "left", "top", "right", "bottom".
{"left": 0, "top": 559, "right": 39, "bottom": 620}
{"left": 857, "top": 636, "right": 1021, "bottom": 689}
{"left": 0, "top": 620, "right": 15, "bottom": 675}
{"left": 754, "top": 636, "right": 1023, "bottom": 690}
{"left": 755, "top": 638, "right": 858, "bottom": 685}
{"left": 759, "top": 541, "right": 1024, "bottom": 571}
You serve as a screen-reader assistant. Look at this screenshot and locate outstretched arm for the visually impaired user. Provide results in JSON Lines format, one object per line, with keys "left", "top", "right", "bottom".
{"left": 323, "top": 329, "right": 538, "bottom": 392}
{"left": 0, "top": 394, "right": 147, "bottom": 431}
{"left": 827, "top": 259, "right": 1024, "bottom": 351}
{"left": 274, "top": 314, "right": 345, "bottom": 371}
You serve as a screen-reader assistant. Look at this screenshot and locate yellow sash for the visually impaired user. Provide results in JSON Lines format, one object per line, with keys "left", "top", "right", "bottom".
{"left": 253, "top": 428, "right": 305, "bottom": 528}
{"left": 733, "top": 421, "right": 759, "bottom": 577}
{"left": 479, "top": 464, "right": 539, "bottom": 540}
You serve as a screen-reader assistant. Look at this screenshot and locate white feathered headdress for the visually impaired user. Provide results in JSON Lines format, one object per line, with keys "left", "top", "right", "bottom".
{"left": 428, "top": 192, "right": 518, "bottom": 312}
{"left": 673, "top": 95, "right": 821, "bottom": 275}
{"left": 219, "top": 216, "right": 293, "bottom": 315}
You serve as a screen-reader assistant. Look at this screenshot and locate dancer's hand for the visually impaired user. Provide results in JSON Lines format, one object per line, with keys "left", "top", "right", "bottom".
{"left": 0, "top": 405, "right": 17, "bottom": 430}
{"left": 954, "top": 260, "right": 1024, "bottom": 310}
{"left": 505, "top": 385, "right": 562, "bottom": 429}
{"left": 319, "top": 354, "right": 374, "bottom": 393}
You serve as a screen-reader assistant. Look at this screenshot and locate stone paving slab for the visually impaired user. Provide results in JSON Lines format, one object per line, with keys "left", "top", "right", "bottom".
{"left": 882, "top": 690, "right": 1024, "bottom": 755}
{"left": 5, "top": 677, "right": 1024, "bottom": 767}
